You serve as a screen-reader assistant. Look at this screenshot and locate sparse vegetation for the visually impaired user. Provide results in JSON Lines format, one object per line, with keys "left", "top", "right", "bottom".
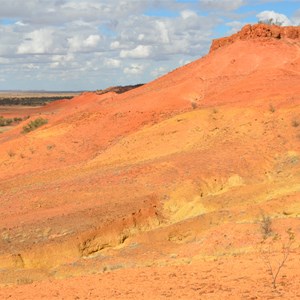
{"left": 259, "top": 215, "right": 295, "bottom": 289}
{"left": 96, "top": 84, "right": 144, "bottom": 95}
{"left": 191, "top": 101, "right": 198, "bottom": 109}
{"left": 0, "top": 116, "right": 27, "bottom": 127}
{"left": 260, "top": 214, "right": 273, "bottom": 239}
{"left": 22, "top": 118, "right": 48, "bottom": 133}
{"left": 7, "top": 150, "right": 15, "bottom": 157}
{"left": 0, "top": 96, "right": 74, "bottom": 106}
{"left": 47, "top": 144, "right": 55, "bottom": 150}
{"left": 0, "top": 116, "right": 13, "bottom": 126}
{"left": 292, "top": 120, "right": 299, "bottom": 127}
{"left": 269, "top": 104, "right": 275, "bottom": 113}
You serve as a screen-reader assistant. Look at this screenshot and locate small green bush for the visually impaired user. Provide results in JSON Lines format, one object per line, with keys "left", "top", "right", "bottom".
{"left": 0, "top": 116, "right": 13, "bottom": 126}
{"left": 22, "top": 118, "right": 48, "bottom": 133}
{"left": 13, "top": 117, "right": 23, "bottom": 122}
{"left": 0, "top": 116, "right": 26, "bottom": 126}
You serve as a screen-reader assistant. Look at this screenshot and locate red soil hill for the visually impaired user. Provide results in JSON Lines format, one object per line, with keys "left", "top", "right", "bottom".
{"left": 0, "top": 24, "right": 299, "bottom": 299}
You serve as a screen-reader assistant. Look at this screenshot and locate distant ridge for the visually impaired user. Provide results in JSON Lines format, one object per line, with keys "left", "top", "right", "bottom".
{"left": 0, "top": 90, "right": 84, "bottom": 93}
{"left": 95, "top": 84, "right": 144, "bottom": 95}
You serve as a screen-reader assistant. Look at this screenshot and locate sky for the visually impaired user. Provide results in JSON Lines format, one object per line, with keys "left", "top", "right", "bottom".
{"left": 0, "top": 0, "right": 299, "bottom": 91}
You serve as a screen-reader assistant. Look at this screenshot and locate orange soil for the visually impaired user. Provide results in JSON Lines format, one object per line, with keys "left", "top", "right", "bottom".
{"left": 0, "top": 24, "right": 299, "bottom": 299}
{"left": 1, "top": 253, "right": 300, "bottom": 300}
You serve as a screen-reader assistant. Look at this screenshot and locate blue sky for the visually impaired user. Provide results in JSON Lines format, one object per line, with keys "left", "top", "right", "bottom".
{"left": 0, "top": 0, "right": 299, "bottom": 91}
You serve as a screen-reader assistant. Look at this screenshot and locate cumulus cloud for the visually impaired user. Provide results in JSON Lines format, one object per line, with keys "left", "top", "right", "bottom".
{"left": 124, "top": 63, "right": 144, "bottom": 75}
{"left": 68, "top": 34, "right": 101, "bottom": 52}
{"left": 151, "top": 66, "right": 165, "bottom": 77}
{"left": 155, "top": 21, "right": 170, "bottom": 44}
{"left": 17, "top": 29, "right": 56, "bottom": 54}
{"left": 15, "top": 21, "right": 26, "bottom": 26}
{"left": 181, "top": 10, "right": 198, "bottom": 20}
{"left": 0, "top": 0, "right": 297, "bottom": 90}
{"left": 0, "top": 0, "right": 222, "bottom": 89}
{"left": 50, "top": 54, "right": 75, "bottom": 69}
{"left": 120, "top": 45, "right": 152, "bottom": 59}
{"left": 256, "top": 10, "right": 293, "bottom": 26}
{"left": 110, "top": 41, "right": 120, "bottom": 50}
{"left": 199, "top": 0, "right": 245, "bottom": 11}
{"left": 104, "top": 58, "right": 121, "bottom": 68}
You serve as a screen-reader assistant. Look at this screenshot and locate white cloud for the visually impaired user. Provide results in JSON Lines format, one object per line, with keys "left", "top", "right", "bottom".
{"left": 0, "top": 0, "right": 297, "bottom": 91}
{"left": 138, "top": 34, "right": 145, "bottom": 41}
{"left": 179, "top": 59, "right": 191, "bottom": 66}
{"left": 0, "top": 57, "right": 9, "bottom": 64}
{"left": 256, "top": 11, "right": 292, "bottom": 26}
{"left": 120, "top": 45, "right": 152, "bottom": 59}
{"left": 50, "top": 62, "right": 60, "bottom": 69}
{"left": 151, "top": 66, "right": 166, "bottom": 77}
{"left": 104, "top": 58, "right": 121, "bottom": 68}
{"left": 110, "top": 41, "right": 120, "bottom": 49}
{"left": 68, "top": 34, "right": 101, "bottom": 52}
{"left": 155, "top": 21, "right": 170, "bottom": 44}
{"left": 226, "top": 21, "right": 245, "bottom": 34}
{"left": 293, "top": 9, "right": 300, "bottom": 25}
{"left": 24, "top": 63, "right": 39, "bottom": 69}
{"left": 17, "top": 29, "right": 56, "bottom": 54}
{"left": 124, "top": 63, "right": 144, "bottom": 75}
{"left": 15, "top": 21, "right": 26, "bottom": 26}
{"left": 52, "top": 54, "right": 75, "bottom": 63}
{"left": 199, "top": 0, "right": 244, "bottom": 11}
{"left": 181, "top": 10, "right": 198, "bottom": 20}
{"left": 50, "top": 54, "right": 75, "bottom": 69}
{"left": 0, "top": 0, "right": 222, "bottom": 89}
{"left": 84, "top": 35, "right": 101, "bottom": 47}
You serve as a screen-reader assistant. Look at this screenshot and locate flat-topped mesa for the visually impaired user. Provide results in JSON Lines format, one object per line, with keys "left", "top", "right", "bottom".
{"left": 210, "top": 24, "right": 300, "bottom": 52}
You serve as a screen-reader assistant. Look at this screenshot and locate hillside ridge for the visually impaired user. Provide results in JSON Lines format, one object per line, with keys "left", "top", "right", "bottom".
{"left": 210, "top": 23, "right": 300, "bottom": 52}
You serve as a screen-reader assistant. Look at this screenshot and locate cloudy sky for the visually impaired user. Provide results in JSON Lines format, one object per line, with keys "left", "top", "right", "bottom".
{"left": 0, "top": 0, "right": 299, "bottom": 91}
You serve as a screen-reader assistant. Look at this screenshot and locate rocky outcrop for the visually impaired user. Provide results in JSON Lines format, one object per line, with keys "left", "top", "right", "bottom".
{"left": 210, "top": 24, "right": 300, "bottom": 52}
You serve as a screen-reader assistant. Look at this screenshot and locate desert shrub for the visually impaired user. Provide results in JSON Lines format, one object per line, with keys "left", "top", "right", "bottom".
{"left": 259, "top": 228, "right": 294, "bottom": 289}
{"left": 260, "top": 214, "right": 273, "bottom": 239}
{"left": 292, "top": 120, "right": 299, "bottom": 127}
{"left": 47, "top": 144, "right": 55, "bottom": 150}
{"left": 191, "top": 101, "right": 198, "bottom": 109}
{"left": 0, "top": 116, "right": 24, "bottom": 126}
{"left": 13, "top": 117, "right": 23, "bottom": 122}
{"left": 0, "top": 116, "right": 13, "bottom": 126}
{"left": 7, "top": 150, "right": 15, "bottom": 157}
{"left": 22, "top": 118, "right": 48, "bottom": 133}
{"left": 269, "top": 104, "right": 275, "bottom": 113}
